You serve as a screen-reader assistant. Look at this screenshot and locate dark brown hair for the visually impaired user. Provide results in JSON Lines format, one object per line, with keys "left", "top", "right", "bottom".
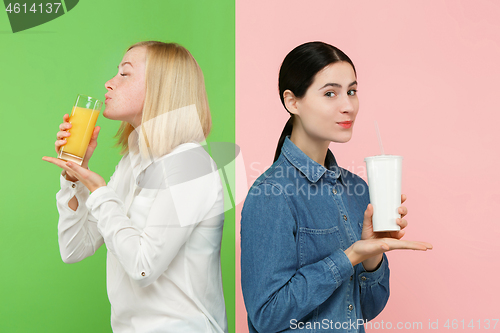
{"left": 274, "top": 42, "right": 356, "bottom": 162}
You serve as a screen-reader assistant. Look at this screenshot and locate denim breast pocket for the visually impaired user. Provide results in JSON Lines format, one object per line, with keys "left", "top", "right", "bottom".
{"left": 298, "top": 226, "right": 345, "bottom": 267}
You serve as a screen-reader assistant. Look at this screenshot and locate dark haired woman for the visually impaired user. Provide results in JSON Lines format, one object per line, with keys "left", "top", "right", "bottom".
{"left": 240, "top": 42, "right": 432, "bottom": 333}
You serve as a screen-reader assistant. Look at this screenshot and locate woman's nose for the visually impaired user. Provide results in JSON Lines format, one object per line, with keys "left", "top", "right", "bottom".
{"left": 341, "top": 94, "right": 355, "bottom": 113}
{"left": 105, "top": 78, "right": 114, "bottom": 91}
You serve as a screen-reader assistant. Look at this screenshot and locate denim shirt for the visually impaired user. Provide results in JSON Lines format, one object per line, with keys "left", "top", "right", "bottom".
{"left": 241, "top": 136, "right": 390, "bottom": 333}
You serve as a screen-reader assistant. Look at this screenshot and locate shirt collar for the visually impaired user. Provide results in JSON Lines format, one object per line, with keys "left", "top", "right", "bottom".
{"left": 281, "top": 136, "right": 346, "bottom": 186}
{"left": 128, "top": 141, "right": 204, "bottom": 187}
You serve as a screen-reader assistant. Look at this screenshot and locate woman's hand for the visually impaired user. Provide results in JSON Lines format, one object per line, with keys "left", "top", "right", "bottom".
{"left": 54, "top": 113, "right": 101, "bottom": 178}
{"left": 42, "top": 157, "right": 106, "bottom": 193}
{"left": 345, "top": 237, "right": 432, "bottom": 268}
{"left": 354, "top": 194, "right": 432, "bottom": 270}
{"left": 361, "top": 194, "right": 408, "bottom": 241}
{"left": 45, "top": 114, "right": 105, "bottom": 192}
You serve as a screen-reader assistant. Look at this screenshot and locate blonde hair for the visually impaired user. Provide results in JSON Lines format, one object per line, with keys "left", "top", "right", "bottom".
{"left": 115, "top": 41, "right": 211, "bottom": 157}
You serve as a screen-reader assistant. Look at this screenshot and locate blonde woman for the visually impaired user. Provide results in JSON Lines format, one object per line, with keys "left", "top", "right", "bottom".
{"left": 43, "top": 41, "right": 227, "bottom": 332}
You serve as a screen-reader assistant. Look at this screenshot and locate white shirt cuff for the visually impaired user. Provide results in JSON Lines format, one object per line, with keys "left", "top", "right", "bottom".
{"left": 59, "top": 173, "right": 87, "bottom": 194}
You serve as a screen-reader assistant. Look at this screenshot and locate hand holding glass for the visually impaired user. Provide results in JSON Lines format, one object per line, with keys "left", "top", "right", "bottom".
{"left": 58, "top": 94, "right": 102, "bottom": 165}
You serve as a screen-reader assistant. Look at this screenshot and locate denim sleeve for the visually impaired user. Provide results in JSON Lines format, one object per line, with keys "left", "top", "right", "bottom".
{"left": 241, "top": 183, "right": 354, "bottom": 332}
{"left": 357, "top": 253, "right": 390, "bottom": 321}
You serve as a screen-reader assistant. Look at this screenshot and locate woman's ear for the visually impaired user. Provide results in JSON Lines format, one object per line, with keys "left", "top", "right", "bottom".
{"left": 283, "top": 90, "right": 299, "bottom": 115}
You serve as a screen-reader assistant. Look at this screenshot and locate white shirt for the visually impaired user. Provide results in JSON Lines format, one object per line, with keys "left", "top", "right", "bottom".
{"left": 56, "top": 142, "right": 228, "bottom": 333}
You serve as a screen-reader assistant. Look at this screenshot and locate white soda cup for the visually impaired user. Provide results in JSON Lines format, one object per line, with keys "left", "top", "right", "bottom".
{"left": 364, "top": 155, "right": 403, "bottom": 232}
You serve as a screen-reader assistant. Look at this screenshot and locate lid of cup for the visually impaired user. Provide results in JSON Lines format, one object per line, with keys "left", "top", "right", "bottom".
{"left": 364, "top": 155, "right": 403, "bottom": 162}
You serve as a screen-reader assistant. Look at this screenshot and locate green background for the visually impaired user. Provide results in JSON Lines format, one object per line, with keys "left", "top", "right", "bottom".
{"left": 0, "top": 0, "right": 235, "bottom": 332}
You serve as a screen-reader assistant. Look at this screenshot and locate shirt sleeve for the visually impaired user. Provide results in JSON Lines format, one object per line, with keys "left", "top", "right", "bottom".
{"left": 355, "top": 175, "right": 390, "bottom": 321}
{"left": 56, "top": 173, "right": 104, "bottom": 264}
{"left": 240, "top": 183, "right": 354, "bottom": 333}
{"left": 357, "top": 253, "right": 390, "bottom": 321}
{"left": 86, "top": 146, "right": 221, "bottom": 288}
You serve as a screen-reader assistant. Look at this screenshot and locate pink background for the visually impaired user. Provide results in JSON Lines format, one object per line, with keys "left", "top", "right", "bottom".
{"left": 236, "top": 0, "right": 500, "bottom": 332}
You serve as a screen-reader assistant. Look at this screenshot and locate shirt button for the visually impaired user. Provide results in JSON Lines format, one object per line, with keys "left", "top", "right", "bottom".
{"left": 332, "top": 188, "right": 337, "bottom": 195}
{"left": 350, "top": 275, "right": 353, "bottom": 281}
{"left": 361, "top": 276, "right": 367, "bottom": 281}
{"left": 141, "top": 272, "right": 146, "bottom": 277}
{"left": 348, "top": 304, "right": 354, "bottom": 311}
{"left": 71, "top": 184, "right": 76, "bottom": 189}
{"left": 343, "top": 215, "right": 347, "bottom": 221}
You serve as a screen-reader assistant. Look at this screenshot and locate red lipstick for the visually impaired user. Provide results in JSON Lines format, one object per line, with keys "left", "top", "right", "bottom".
{"left": 338, "top": 121, "right": 352, "bottom": 129}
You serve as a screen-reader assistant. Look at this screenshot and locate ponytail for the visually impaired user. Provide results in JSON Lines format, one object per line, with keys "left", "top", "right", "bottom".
{"left": 273, "top": 116, "right": 293, "bottom": 163}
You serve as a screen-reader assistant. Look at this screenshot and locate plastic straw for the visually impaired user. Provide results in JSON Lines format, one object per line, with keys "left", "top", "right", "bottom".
{"left": 374, "top": 121, "right": 385, "bottom": 155}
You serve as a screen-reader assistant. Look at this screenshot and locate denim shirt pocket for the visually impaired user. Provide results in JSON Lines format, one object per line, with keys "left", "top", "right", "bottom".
{"left": 298, "top": 226, "right": 345, "bottom": 267}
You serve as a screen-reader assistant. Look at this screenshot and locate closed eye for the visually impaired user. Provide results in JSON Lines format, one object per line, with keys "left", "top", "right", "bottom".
{"left": 120, "top": 73, "right": 127, "bottom": 77}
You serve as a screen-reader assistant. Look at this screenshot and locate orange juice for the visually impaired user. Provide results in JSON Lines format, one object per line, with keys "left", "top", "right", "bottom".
{"left": 59, "top": 106, "right": 99, "bottom": 163}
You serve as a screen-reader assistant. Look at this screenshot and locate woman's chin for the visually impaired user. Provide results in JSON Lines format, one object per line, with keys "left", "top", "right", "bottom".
{"left": 102, "top": 110, "right": 117, "bottom": 120}
{"left": 330, "top": 132, "right": 353, "bottom": 143}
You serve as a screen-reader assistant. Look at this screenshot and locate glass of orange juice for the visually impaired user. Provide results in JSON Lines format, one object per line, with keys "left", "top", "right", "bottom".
{"left": 58, "top": 94, "right": 102, "bottom": 165}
